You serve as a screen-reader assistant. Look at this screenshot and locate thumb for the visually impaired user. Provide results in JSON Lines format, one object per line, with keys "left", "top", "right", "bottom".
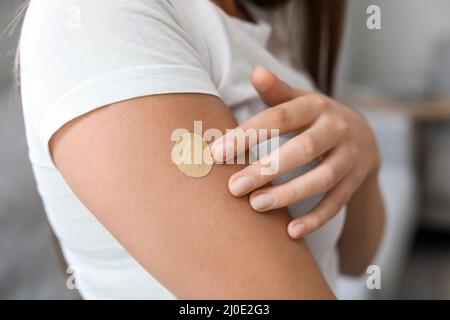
{"left": 251, "top": 66, "right": 301, "bottom": 106}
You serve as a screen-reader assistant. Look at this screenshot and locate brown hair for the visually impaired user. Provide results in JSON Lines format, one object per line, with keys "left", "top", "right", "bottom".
{"left": 248, "top": 0, "right": 347, "bottom": 95}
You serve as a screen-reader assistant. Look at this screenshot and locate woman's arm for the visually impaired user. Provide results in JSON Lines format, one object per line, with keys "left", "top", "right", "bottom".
{"left": 50, "top": 93, "right": 334, "bottom": 299}
{"left": 338, "top": 172, "right": 385, "bottom": 275}
{"left": 209, "top": 67, "right": 385, "bottom": 276}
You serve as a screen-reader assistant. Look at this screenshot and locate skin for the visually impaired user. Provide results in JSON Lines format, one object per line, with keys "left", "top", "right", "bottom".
{"left": 51, "top": 94, "right": 334, "bottom": 299}
{"left": 211, "top": 67, "right": 385, "bottom": 275}
{"left": 49, "top": 0, "right": 383, "bottom": 298}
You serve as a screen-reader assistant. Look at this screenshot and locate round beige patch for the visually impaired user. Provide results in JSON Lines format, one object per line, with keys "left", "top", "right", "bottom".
{"left": 171, "top": 133, "right": 213, "bottom": 178}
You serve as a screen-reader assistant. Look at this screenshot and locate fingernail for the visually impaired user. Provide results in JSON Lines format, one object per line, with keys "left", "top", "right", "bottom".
{"left": 229, "top": 176, "right": 255, "bottom": 196}
{"left": 250, "top": 193, "right": 276, "bottom": 211}
{"left": 290, "top": 223, "right": 307, "bottom": 239}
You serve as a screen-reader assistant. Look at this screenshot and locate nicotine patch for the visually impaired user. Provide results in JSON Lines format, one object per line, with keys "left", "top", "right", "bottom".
{"left": 171, "top": 133, "right": 213, "bottom": 178}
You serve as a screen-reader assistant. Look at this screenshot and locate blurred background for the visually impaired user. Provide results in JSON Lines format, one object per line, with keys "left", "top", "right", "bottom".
{"left": 1, "top": 0, "right": 450, "bottom": 299}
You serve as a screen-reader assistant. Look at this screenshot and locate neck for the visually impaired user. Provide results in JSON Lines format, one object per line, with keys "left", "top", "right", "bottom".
{"left": 211, "top": 0, "right": 252, "bottom": 22}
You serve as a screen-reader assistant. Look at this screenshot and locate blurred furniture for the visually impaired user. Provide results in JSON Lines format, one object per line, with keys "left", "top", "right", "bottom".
{"left": 336, "top": 86, "right": 421, "bottom": 299}
{"left": 334, "top": 0, "right": 450, "bottom": 299}
{"left": 336, "top": 83, "right": 450, "bottom": 299}
{"left": 347, "top": 86, "right": 450, "bottom": 231}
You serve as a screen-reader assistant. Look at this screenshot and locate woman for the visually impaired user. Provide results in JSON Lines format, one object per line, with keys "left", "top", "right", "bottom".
{"left": 19, "top": 0, "right": 384, "bottom": 299}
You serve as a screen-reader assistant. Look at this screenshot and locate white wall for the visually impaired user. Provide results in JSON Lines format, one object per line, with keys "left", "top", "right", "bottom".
{"left": 338, "top": 0, "right": 450, "bottom": 95}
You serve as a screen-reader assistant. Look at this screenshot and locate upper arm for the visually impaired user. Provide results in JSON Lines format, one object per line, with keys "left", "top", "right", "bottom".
{"left": 50, "top": 93, "right": 334, "bottom": 299}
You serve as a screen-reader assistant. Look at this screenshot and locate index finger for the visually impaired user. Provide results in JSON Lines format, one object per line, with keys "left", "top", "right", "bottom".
{"left": 211, "top": 94, "right": 325, "bottom": 162}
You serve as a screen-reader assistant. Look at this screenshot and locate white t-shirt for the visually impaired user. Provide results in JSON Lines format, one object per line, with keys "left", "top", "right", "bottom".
{"left": 20, "top": 0, "right": 345, "bottom": 299}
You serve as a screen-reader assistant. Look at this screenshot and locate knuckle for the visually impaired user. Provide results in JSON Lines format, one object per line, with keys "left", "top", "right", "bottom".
{"left": 251, "top": 162, "right": 270, "bottom": 182}
{"left": 276, "top": 185, "right": 296, "bottom": 206}
{"left": 335, "top": 119, "right": 350, "bottom": 137}
{"left": 330, "top": 196, "right": 346, "bottom": 215}
{"left": 321, "top": 165, "right": 338, "bottom": 189}
{"left": 299, "top": 135, "right": 317, "bottom": 157}
{"left": 269, "top": 107, "right": 289, "bottom": 128}
{"left": 313, "top": 94, "right": 328, "bottom": 111}
{"left": 293, "top": 95, "right": 305, "bottom": 105}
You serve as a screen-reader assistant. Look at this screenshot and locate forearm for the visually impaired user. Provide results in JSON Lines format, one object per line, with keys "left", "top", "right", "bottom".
{"left": 338, "top": 171, "right": 385, "bottom": 276}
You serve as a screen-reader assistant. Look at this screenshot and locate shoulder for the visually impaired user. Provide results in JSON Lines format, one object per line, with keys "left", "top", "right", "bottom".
{"left": 23, "top": 0, "right": 178, "bottom": 26}
{"left": 20, "top": 0, "right": 221, "bottom": 163}
{"left": 20, "top": 0, "right": 190, "bottom": 55}
{"left": 20, "top": 0, "right": 218, "bottom": 44}
{"left": 19, "top": 0, "right": 219, "bottom": 82}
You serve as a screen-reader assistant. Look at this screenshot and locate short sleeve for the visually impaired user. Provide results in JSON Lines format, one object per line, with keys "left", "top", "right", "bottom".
{"left": 19, "top": 0, "right": 219, "bottom": 161}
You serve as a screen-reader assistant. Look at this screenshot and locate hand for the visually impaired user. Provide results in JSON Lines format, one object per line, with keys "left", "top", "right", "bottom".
{"left": 210, "top": 67, "right": 381, "bottom": 239}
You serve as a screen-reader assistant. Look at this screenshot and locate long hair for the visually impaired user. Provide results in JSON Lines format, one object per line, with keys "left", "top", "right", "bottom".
{"left": 248, "top": 0, "right": 347, "bottom": 95}
{"left": 0, "top": 1, "right": 29, "bottom": 96}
